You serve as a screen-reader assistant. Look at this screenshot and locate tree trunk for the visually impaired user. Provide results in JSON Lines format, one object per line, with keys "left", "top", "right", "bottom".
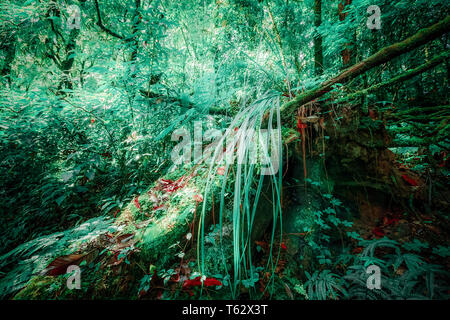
{"left": 338, "top": 0, "right": 353, "bottom": 67}
{"left": 344, "top": 50, "right": 450, "bottom": 101}
{"left": 58, "top": 28, "right": 81, "bottom": 92}
{"left": 0, "top": 37, "right": 16, "bottom": 85}
{"left": 130, "top": 0, "right": 141, "bottom": 63}
{"left": 314, "top": 0, "right": 323, "bottom": 76}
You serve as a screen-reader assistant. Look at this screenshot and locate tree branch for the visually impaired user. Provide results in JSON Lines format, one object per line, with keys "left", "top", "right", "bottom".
{"left": 93, "top": 0, "right": 124, "bottom": 40}
{"left": 344, "top": 50, "right": 450, "bottom": 101}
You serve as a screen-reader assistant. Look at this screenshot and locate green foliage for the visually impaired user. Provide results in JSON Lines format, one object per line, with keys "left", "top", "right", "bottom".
{"left": 0, "top": 0, "right": 448, "bottom": 301}
{"left": 343, "top": 239, "right": 449, "bottom": 300}
{"left": 305, "top": 269, "right": 347, "bottom": 300}
{"left": 0, "top": 216, "right": 116, "bottom": 298}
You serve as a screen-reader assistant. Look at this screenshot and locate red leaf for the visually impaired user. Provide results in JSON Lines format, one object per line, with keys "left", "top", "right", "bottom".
{"left": 203, "top": 278, "right": 222, "bottom": 286}
{"left": 193, "top": 194, "right": 203, "bottom": 203}
{"left": 101, "top": 151, "right": 112, "bottom": 159}
{"left": 111, "top": 251, "right": 126, "bottom": 265}
{"left": 401, "top": 174, "right": 418, "bottom": 186}
{"left": 282, "top": 92, "right": 296, "bottom": 98}
{"left": 383, "top": 216, "right": 400, "bottom": 226}
{"left": 45, "top": 254, "right": 86, "bottom": 276}
{"left": 160, "top": 179, "right": 174, "bottom": 185}
{"left": 182, "top": 278, "right": 201, "bottom": 289}
{"left": 134, "top": 196, "right": 142, "bottom": 211}
{"left": 217, "top": 166, "right": 225, "bottom": 176}
{"left": 352, "top": 247, "right": 363, "bottom": 254}
{"left": 182, "top": 277, "right": 222, "bottom": 289}
{"left": 372, "top": 227, "right": 385, "bottom": 238}
{"left": 160, "top": 177, "right": 186, "bottom": 193}
{"left": 280, "top": 242, "right": 287, "bottom": 250}
{"left": 296, "top": 119, "right": 307, "bottom": 130}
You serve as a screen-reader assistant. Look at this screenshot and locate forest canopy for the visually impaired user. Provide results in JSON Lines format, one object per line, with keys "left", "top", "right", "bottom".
{"left": 0, "top": 0, "right": 449, "bottom": 301}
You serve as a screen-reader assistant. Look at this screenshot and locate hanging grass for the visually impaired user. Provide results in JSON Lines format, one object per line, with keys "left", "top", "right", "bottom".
{"left": 196, "top": 91, "right": 284, "bottom": 298}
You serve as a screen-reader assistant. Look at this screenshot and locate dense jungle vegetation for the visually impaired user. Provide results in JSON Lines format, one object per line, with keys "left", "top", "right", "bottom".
{"left": 0, "top": 0, "right": 449, "bottom": 300}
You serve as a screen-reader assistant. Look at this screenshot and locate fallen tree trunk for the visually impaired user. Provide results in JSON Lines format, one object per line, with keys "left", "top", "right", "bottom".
{"left": 279, "top": 15, "right": 450, "bottom": 119}
{"left": 344, "top": 51, "right": 450, "bottom": 101}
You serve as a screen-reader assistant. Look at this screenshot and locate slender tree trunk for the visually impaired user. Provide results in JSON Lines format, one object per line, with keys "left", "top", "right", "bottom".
{"left": 94, "top": 0, "right": 124, "bottom": 39}
{"left": 314, "top": 0, "right": 323, "bottom": 76}
{"left": 58, "top": 28, "right": 81, "bottom": 92}
{"left": 338, "top": 0, "right": 353, "bottom": 68}
{"left": 267, "top": 3, "right": 292, "bottom": 96}
{"left": 130, "top": 0, "right": 141, "bottom": 64}
{"left": 0, "top": 44, "right": 15, "bottom": 85}
{"left": 46, "top": 5, "right": 81, "bottom": 94}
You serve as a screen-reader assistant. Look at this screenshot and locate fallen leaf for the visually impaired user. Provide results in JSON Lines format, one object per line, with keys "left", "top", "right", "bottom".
{"left": 134, "top": 196, "right": 142, "bottom": 211}
{"left": 296, "top": 119, "right": 307, "bottom": 130}
{"left": 116, "top": 233, "right": 134, "bottom": 243}
{"left": 182, "top": 277, "right": 222, "bottom": 289}
{"left": 153, "top": 204, "right": 165, "bottom": 212}
{"left": 283, "top": 282, "right": 294, "bottom": 300}
{"left": 401, "top": 174, "right": 418, "bottom": 186}
{"left": 372, "top": 227, "right": 385, "bottom": 238}
{"left": 352, "top": 247, "right": 363, "bottom": 254}
{"left": 45, "top": 254, "right": 87, "bottom": 276}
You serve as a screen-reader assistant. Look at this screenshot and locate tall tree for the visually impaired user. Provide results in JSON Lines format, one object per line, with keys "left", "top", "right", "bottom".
{"left": 37, "top": 1, "right": 88, "bottom": 94}
{"left": 338, "top": 0, "right": 353, "bottom": 68}
{"left": 314, "top": 0, "right": 323, "bottom": 76}
{"left": 0, "top": 32, "right": 16, "bottom": 85}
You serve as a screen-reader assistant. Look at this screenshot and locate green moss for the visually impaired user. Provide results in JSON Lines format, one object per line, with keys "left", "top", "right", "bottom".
{"left": 14, "top": 276, "right": 63, "bottom": 300}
